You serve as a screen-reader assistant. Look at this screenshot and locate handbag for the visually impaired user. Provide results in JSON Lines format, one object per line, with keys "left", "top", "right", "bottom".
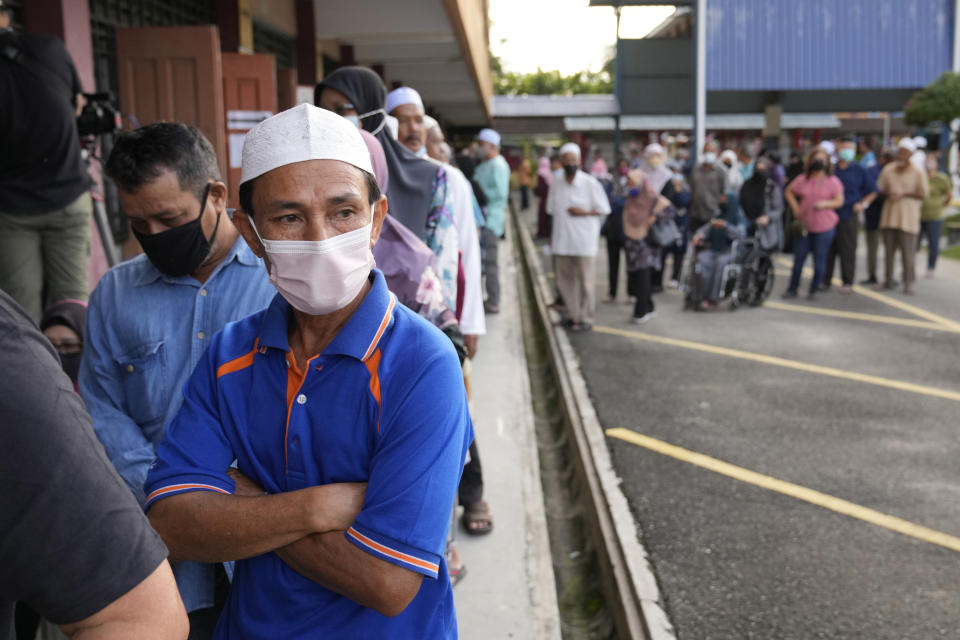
{"left": 647, "top": 214, "right": 681, "bottom": 247}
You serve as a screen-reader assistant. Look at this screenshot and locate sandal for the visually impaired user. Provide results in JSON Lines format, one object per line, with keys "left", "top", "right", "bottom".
{"left": 461, "top": 500, "right": 494, "bottom": 535}
{"left": 449, "top": 563, "right": 467, "bottom": 587}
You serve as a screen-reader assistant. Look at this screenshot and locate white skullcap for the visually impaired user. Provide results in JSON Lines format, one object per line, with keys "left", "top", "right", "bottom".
{"left": 644, "top": 143, "right": 664, "bottom": 156}
{"left": 477, "top": 128, "right": 501, "bottom": 147}
{"left": 818, "top": 140, "right": 836, "bottom": 154}
{"left": 720, "top": 149, "right": 737, "bottom": 163}
{"left": 241, "top": 104, "right": 373, "bottom": 185}
{"left": 559, "top": 142, "right": 581, "bottom": 159}
{"left": 898, "top": 137, "right": 918, "bottom": 153}
{"left": 423, "top": 115, "right": 440, "bottom": 131}
{"left": 913, "top": 135, "right": 928, "bottom": 149}
{"left": 386, "top": 86, "right": 423, "bottom": 114}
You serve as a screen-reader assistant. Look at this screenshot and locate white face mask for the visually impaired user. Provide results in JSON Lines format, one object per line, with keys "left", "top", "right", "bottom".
{"left": 414, "top": 145, "right": 428, "bottom": 158}
{"left": 249, "top": 219, "right": 375, "bottom": 315}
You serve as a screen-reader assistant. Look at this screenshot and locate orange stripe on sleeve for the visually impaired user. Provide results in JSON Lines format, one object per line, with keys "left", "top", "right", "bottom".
{"left": 216, "top": 338, "right": 260, "bottom": 378}
{"left": 347, "top": 527, "right": 439, "bottom": 574}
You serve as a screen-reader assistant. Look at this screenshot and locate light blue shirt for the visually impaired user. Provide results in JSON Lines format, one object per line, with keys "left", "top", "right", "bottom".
{"left": 474, "top": 154, "right": 510, "bottom": 237}
{"left": 79, "top": 234, "right": 276, "bottom": 612}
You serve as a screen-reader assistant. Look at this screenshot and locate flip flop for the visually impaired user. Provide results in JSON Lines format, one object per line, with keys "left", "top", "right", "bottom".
{"left": 461, "top": 500, "right": 493, "bottom": 535}
{"left": 449, "top": 563, "right": 467, "bottom": 587}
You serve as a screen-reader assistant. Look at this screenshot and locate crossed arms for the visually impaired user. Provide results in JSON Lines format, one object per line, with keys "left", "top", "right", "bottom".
{"left": 147, "top": 473, "right": 422, "bottom": 618}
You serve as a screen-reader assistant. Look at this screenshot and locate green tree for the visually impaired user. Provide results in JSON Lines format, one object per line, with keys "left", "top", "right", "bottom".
{"left": 904, "top": 72, "right": 960, "bottom": 126}
{"left": 490, "top": 52, "right": 613, "bottom": 96}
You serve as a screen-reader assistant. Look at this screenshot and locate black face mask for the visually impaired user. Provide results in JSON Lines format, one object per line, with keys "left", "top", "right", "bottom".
{"left": 809, "top": 160, "right": 826, "bottom": 173}
{"left": 563, "top": 164, "right": 578, "bottom": 178}
{"left": 753, "top": 168, "right": 768, "bottom": 180}
{"left": 59, "top": 352, "right": 81, "bottom": 384}
{"left": 133, "top": 184, "right": 219, "bottom": 277}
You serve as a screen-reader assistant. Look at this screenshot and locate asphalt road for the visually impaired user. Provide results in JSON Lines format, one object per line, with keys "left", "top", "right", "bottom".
{"left": 526, "top": 204, "right": 960, "bottom": 640}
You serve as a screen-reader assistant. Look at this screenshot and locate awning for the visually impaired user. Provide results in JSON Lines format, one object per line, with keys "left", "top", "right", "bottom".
{"left": 564, "top": 113, "right": 842, "bottom": 131}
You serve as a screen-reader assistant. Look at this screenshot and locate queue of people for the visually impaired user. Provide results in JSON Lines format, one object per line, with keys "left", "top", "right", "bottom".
{"left": 2, "top": 34, "right": 508, "bottom": 635}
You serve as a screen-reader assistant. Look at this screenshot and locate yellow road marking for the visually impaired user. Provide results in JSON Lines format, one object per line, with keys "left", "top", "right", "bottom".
{"left": 773, "top": 256, "right": 960, "bottom": 330}
{"left": 592, "top": 325, "right": 960, "bottom": 403}
{"left": 764, "top": 301, "right": 959, "bottom": 333}
{"left": 606, "top": 428, "right": 960, "bottom": 554}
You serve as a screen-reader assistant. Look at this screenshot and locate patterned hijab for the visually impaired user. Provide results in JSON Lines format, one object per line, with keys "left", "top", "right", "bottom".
{"left": 621, "top": 170, "right": 661, "bottom": 241}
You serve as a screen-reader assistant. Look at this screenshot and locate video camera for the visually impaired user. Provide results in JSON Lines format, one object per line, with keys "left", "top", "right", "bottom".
{"left": 77, "top": 92, "right": 121, "bottom": 138}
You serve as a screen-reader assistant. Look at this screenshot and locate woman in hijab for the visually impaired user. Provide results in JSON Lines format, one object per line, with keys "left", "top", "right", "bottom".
{"left": 739, "top": 155, "right": 784, "bottom": 251}
{"left": 316, "top": 67, "right": 460, "bottom": 312}
{"left": 534, "top": 155, "right": 553, "bottom": 238}
{"left": 40, "top": 299, "right": 86, "bottom": 390}
{"left": 622, "top": 170, "right": 675, "bottom": 324}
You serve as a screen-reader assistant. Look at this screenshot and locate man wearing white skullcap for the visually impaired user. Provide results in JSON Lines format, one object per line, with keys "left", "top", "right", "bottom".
{"left": 144, "top": 103, "right": 473, "bottom": 639}
{"left": 474, "top": 128, "right": 510, "bottom": 314}
{"left": 387, "top": 86, "right": 428, "bottom": 158}
{"left": 546, "top": 142, "right": 611, "bottom": 331}
{"left": 875, "top": 136, "right": 929, "bottom": 293}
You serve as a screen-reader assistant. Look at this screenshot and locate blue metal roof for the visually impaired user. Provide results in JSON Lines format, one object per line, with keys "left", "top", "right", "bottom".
{"left": 706, "top": 0, "right": 954, "bottom": 91}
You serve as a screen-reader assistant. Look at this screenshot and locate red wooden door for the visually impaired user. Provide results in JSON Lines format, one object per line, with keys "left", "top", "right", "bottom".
{"left": 115, "top": 26, "right": 227, "bottom": 188}
{"left": 222, "top": 52, "right": 277, "bottom": 208}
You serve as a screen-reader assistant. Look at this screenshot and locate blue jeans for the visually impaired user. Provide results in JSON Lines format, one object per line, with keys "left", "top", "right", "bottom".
{"left": 788, "top": 228, "right": 836, "bottom": 294}
{"left": 918, "top": 220, "right": 944, "bottom": 270}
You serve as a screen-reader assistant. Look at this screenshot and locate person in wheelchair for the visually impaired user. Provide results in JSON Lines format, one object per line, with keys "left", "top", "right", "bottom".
{"left": 739, "top": 155, "right": 783, "bottom": 252}
{"left": 691, "top": 193, "right": 747, "bottom": 311}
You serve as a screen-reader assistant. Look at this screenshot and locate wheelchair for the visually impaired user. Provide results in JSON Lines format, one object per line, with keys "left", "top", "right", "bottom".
{"left": 681, "top": 236, "right": 775, "bottom": 311}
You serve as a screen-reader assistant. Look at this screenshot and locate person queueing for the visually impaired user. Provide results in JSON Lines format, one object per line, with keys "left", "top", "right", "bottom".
{"left": 918, "top": 152, "right": 951, "bottom": 279}
{"left": 547, "top": 143, "right": 611, "bottom": 332}
{"left": 823, "top": 136, "right": 877, "bottom": 293}
{"left": 783, "top": 147, "right": 844, "bottom": 301}
{"left": 80, "top": 123, "right": 277, "bottom": 638}
{"left": 622, "top": 169, "right": 674, "bottom": 323}
{"left": 1, "top": 289, "right": 188, "bottom": 640}
{"left": 739, "top": 155, "right": 783, "bottom": 252}
{"left": 474, "top": 128, "right": 511, "bottom": 315}
{"left": 602, "top": 157, "right": 630, "bottom": 302}
{"left": 395, "top": 99, "right": 494, "bottom": 536}
{"left": 315, "top": 67, "right": 460, "bottom": 315}
{"left": 876, "top": 138, "right": 929, "bottom": 294}
{"left": 144, "top": 104, "right": 473, "bottom": 638}
{"left": 534, "top": 155, "right": 554, "bottom": 239}
{"left": 860, "top": 147, "right": 895, "bottom": 285}
{"left": 689, "top": 140, "right": 728, "bottom": 232}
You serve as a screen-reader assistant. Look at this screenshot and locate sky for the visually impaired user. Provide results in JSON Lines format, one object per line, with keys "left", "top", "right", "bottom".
{"left": 488, "top": 1, "right": 677, "bottom": 75}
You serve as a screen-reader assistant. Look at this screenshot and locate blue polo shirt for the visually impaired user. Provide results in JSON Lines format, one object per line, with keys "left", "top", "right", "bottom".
{"left": 834, "top": 162, "right": 877, "bottom": 220}
{"left": 144, "top": 269, "right": 472, "bottom": 639}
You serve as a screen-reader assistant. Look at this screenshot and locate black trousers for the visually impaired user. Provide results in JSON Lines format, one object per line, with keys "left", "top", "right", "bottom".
{"left": 629, "top": 268, "right": 655, "bottom": 318}
{"left": 824, "top": 215, "right": 858, "bottom": 286}
{"left": 606, "top": 235, "right": 625, "bottom": 298}
{"left": 186, "top": 563, "right": 231, "bottom": 640}
{"left": 459, "top": 440, "right": 483, "bottom": 506}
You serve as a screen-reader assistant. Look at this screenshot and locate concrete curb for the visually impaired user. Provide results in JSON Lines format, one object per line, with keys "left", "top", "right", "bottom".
{"left": 513, "top": 210, "right": 677, "bottom": 640}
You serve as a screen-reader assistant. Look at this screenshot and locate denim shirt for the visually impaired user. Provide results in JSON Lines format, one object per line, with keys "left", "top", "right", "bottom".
{"left": 79, "top": 234, "right": 276, "bottom": 612}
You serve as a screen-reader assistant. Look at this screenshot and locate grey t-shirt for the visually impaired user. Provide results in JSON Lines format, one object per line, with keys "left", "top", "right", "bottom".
{"left": 689, "top": 164, "right": 727, "bottom": 225}
{"left": 0, "top": 291, "right": 168, "bottom": 638}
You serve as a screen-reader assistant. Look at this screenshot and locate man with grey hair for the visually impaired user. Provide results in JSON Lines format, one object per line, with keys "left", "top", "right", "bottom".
{"left": 546, "top": 142, "right": 611, "bottom": 331}
{"left": 386, "top": 87, "right": 486, "bottom": 358}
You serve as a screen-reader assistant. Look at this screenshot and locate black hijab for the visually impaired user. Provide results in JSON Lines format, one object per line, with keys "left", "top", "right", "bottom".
{"left": 40, "top": 299, "right": 86, "bottom": 385}
{"left": 739, "top": 166, "right": 768, "bottom": 221}
{"left": 315, "top": 67, "right": 437, "bottom": 241}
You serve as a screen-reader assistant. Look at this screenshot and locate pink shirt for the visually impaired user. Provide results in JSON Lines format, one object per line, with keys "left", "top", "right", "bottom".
{"left": 788, "top": 174, "right": 843, "bottom": 233}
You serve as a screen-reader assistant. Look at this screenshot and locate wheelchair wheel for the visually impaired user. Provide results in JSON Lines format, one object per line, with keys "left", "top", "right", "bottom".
{"left": 744, "top": 253, "right": 775, "bottom": 306}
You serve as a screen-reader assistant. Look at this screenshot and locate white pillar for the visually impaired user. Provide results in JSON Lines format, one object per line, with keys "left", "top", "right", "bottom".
{"left": 694, "top": 0, "right": 707, "bottom": 162}
{"left": 950, "top": 0, "right": 960, "bottom": 182}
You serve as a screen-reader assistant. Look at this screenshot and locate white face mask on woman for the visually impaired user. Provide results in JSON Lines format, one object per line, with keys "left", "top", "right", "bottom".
{"left": 249, "top": 219, "right": 375, "bottom": 315}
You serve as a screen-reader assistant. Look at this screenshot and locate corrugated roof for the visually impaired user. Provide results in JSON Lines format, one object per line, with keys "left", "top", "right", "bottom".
{"left": 564, "top": 113, "right": 842, "bottom": 131}
{"left": 492, "top": 94, "right": 620, "bottom": 118}
{"left": 706, "top": 0, "right": 953, "bottom": 91}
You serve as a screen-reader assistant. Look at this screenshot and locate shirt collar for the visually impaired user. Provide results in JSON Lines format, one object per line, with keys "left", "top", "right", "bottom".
{"left": 257, "top": 269, "right": 396, "bottom": 362}
{"left": 133, "top": 232, "right": 260, "bottom": 287}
